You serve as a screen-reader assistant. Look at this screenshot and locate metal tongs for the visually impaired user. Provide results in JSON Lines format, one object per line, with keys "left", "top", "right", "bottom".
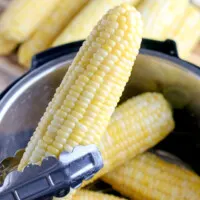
{"left": 0, "top": 145, "right": 103, "bottom": 200}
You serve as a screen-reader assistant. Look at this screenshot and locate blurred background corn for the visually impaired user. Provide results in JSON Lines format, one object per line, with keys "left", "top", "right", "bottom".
{"left": 52, "top": 0, "right": 141, "bottom": 46}
{"left": 137, "top": 0, "right": 188, "bottom": 40}
{"left": 0, "top": 0, "right": 60, "bottom": 42}
{"left": 102, "top": 152, "right": 200, "bottom": 200}
{"left": 168, "top": 4, "right": 200, "bottom": 59}
{"left": 18, "top": 4, "right": 143, "bottom": 171}
{"left": 0, "top": 37, "right": 17, "bottom": 55}
{"left": 0, "top": 0, "right": 200, "bottom": 63}
{"left": 82, "top": 92, "right": 174, "bottom": 186}
{"left": 1, "top": 0, "right": 200, "bottom": 62}
{"left": 18, "top": 0, "right": 88, "bottom": 67}
{"left": 53, "top": 190, "right": 127, "bottom": 200}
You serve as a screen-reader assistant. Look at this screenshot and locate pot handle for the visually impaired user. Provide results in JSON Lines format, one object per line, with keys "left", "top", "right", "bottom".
{"left": 31, "top": 39, "right": 179, "bottom": 70}
{"left": 140, "top": 39, "right": 179, "bottom": 58}
{"left": 30, "top": 41, "right": 84, "bottom": 70}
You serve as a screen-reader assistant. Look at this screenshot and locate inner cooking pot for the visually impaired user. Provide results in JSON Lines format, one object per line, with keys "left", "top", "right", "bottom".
{"left": 0, "top": 39, "right": 200, "bottom": 175}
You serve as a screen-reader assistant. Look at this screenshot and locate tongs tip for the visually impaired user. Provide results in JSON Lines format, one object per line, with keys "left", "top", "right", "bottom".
{"left": 0, "top": 145, "right": 103, "bottom": 200}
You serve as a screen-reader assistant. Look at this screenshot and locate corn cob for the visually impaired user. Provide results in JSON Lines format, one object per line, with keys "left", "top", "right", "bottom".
{"left": 137, "top": 0, "right": 188, "bottom": 40}
{"left": 52, "top": 92, "right": 174, "bottom": 199}
{"left": 53, "top": 190, "right": 127, "bottom": 200}
{"left": 0, "top": 37, "right": 17, "bottom": 55}
{"left": 18, "top": 0, "right": 88, "bottom": 67}
{"left": 18, "top": 4, "right": 143, "bottom": 171}
{"left": 168, "top": 5, "right": 200, "bottom": 59}
{"left": 82, "top": 92, "right": 174, "bottom": 186}
{"left": 52, "top": 0, "right": 141, "bottom": 46}
{"left": 0, "top": 0, "right": 60, "bottom": 42}
{"left": 102, "top": 152, "right": 200, "bottom": 200}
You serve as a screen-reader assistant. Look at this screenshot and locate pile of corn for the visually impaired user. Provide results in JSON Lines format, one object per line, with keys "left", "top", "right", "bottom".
{"left": 1, "top": 2, "right": 200, "bottom": 200}
{"left": 0, "top": 0, "right": 200, "bottom": 68}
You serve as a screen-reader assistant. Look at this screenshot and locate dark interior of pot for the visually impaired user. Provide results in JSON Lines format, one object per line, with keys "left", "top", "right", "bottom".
{"left": 124, "top": 53, "right": 200, "bottom": 175}
{"left": 0, "top": 51, "right": 200, "bottom": 175}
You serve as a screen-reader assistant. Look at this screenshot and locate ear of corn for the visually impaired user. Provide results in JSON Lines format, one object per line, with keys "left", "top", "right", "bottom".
{"left": 18, "top": 0, "right": 88, "bottom": 67}
{"left": 52, "top": 0, "right": 141, "bottom": 46}
{"left": 102, "top": 152, "right": 200, "bottom": 200}
{"left": 82, "top": 92, "right": 174, "bottom": 186}
{"left": 0, "top": 0, "right": 60, "bottom": 42}
{"left": 137, "top": 0, "right": 188, "bottom": 40}
{"left": 53, "top": 190, "right": 127, "bottom": 200}
{"left": 18, "top": 4, "right": 143, "bottom": 171}
{"left": 0, "top": 37, "right": 17, "bottom": 55}
{"left": 168, "top": 5, "right": 200, "bottom": 59}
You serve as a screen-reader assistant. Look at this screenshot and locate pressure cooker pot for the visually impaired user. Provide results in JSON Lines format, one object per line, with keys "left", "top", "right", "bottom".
{"left": 0, "top": 39, "right": 200, "bottom": 176}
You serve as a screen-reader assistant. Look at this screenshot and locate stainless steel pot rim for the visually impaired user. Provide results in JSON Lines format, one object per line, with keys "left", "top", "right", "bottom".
{"left": 1, "top": 39, "right": 200, "bottom": 104}
{"left": 0, "top": 53, "right": 75, "bottom": 119}
{"left": 140, "top": 48, "right": 200, "bottom": 76}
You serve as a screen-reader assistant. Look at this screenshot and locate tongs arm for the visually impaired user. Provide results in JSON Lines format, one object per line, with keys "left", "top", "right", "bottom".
{"left": 0, "top": 145, "right": 103, "bottom": 200}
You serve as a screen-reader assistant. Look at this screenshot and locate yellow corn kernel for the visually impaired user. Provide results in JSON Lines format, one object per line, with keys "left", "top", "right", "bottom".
{"left": 0, "top": 37, "right": 17, "bottom": 55}
{"left": 137, "top": 0, "right": 188, "bottom": 40}
{"left": 18, "top": 0, "right": 88, "bottom": 67}
{"left": 168, "top": 5, "right": 200, "bottom": 59}
{"left": 82, "top": 92, "right": 174, "bottom": 186}
{"left": 0, "top": 0, "right": 60, "bottom": 42}
{"left": 52, "top": 0, "right": 141, "bottom": 46}
{"left": 103, "top": 152, "right": 200, "bottom": 200}
{"left": 18, "top": 3, "right": 143, "bottom": 171}
{"left": 53, "top": 190, "right": 127, "bottom": 200}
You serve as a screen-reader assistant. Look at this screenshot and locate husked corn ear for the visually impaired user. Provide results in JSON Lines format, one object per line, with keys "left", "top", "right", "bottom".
{"left": 82, "top": 92, "right": 174, "bottom": 186}
{"left": 53, "top": 190, "right": 127, "bottom": 200}
{"left": 0, "top": 38, "right": 17, "bottom": 55}
{"left": 137, "top": 0, "right": 188, "bottom": 40}
{"left": 52, "top": 0, "right": 141, "bottom": 46}
{"left": 18, "top": 4, "right": 143, "bottom": 171}
{"left": 103, "top": 152, "right": 200, "bottom": 200}
{"left": 0, "top": 0, "right": 60, "bottom": 42}
{"left": 18, "top": 0, "right": 88, "bottom": 67}
{"left": 168, "top": 5, "right": 200, "bottom": 59}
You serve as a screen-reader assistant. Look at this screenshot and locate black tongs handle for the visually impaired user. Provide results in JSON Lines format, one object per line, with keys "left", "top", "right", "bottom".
{"left": 0, "top": 145, "right": 103, "bottom": 200}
